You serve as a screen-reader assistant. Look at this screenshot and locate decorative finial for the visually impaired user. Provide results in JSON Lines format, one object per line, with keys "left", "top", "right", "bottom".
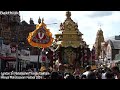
{"left": 30, "top": 18, "right": 34, "bottom": 24}
{"left": 66, "top": 11, "right": 71, "bottom": 18}
{"left": 38, "top": 17, "right": 41, "bottom": 24}
{"left": 98, "top": 23, "right": 102, "bottom": 30}
{"left": 42, "top": 18, "right": 44, "bottom": 23}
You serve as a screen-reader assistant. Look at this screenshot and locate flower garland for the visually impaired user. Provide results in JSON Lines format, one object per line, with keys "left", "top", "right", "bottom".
{"left": 49, "top": 40, "right": 61, "bottom": 52}
{"left": 49, "top": 44, "right": 60, "bottom": 52}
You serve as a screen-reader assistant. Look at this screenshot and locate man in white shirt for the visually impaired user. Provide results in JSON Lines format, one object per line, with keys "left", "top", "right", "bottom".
{"left": 101, "top": 69, "right": 106, "bottom": 79}
{"left": 102, "top": 72, "right": 106, "bottom": 79}
{"left": 82, "top": 65, "right": 91, "bottom": 78}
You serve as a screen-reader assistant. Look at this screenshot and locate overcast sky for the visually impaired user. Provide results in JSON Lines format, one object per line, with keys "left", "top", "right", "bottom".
{"left": 19, "top": 11, "right": 120, "bottom": 49}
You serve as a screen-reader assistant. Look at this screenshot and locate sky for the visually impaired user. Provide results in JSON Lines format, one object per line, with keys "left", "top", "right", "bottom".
{"left": 19, "top": 11, "right": 120, "bottom": 49}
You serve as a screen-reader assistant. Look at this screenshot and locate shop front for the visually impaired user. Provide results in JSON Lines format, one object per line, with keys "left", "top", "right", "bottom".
{"left": 0, "top": 56, "right": 16, "bottom": 72}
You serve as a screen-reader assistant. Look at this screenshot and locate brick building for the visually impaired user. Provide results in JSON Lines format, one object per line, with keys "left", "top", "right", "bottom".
{"left": 0, "top": 11, "right": 42, "bottom": 55}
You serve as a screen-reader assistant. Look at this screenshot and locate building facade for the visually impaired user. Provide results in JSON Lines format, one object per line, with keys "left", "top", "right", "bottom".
{"left": 0, "top": 11, "right": 42, "bottom": 55}
{"left": 0, "top": 11, "right": 42, "bottom": 71}
{"left": 104, "top": 35, "right": 120, "bottom": 61}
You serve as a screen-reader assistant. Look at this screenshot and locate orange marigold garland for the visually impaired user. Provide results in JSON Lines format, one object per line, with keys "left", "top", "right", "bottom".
{"left": 27, "top": 18, "right": 54, "bottom": 48}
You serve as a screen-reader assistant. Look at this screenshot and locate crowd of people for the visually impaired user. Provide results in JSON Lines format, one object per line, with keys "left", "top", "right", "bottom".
{"left": 27, "top": 64, "right": 120, "bottom": 79}
{"left": 47, "top": 65, "right": 120, "bottom": 79}
{"left": 2, "top": 63, "right": 120, "bottom": 79}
